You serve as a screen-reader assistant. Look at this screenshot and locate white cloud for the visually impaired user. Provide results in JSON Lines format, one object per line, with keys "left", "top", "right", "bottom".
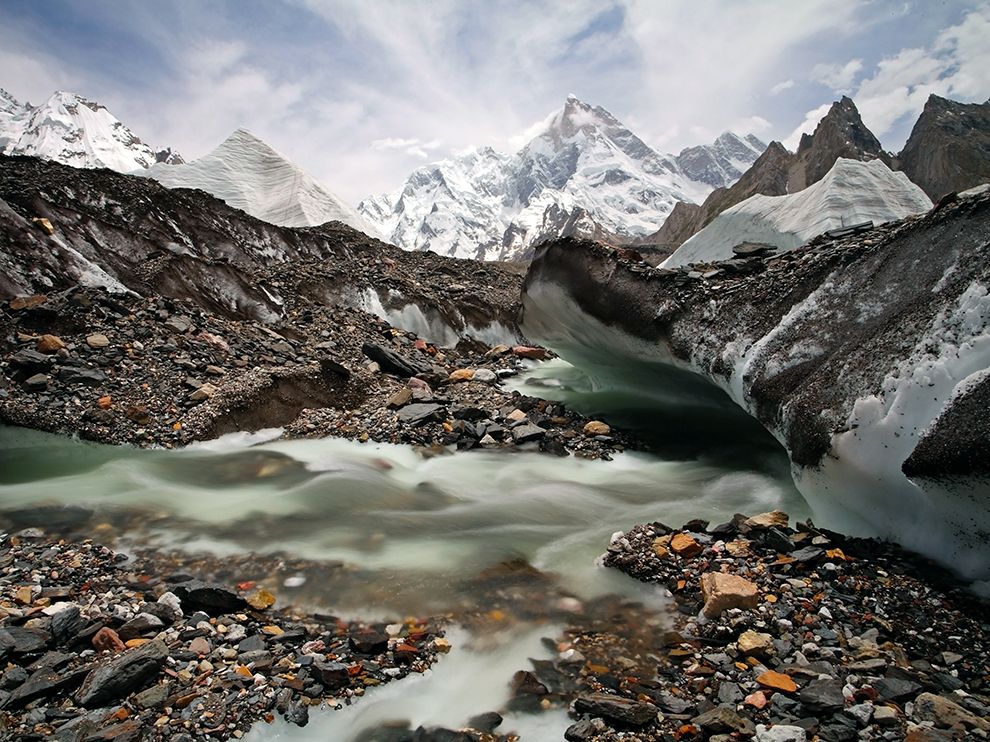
{"left": 812, "top": 59, "right": 863, "bottom": 92}
{"left": 371, "top": 137, "right": 441, "bottom": 158}
{"left": 1, "top": 0, "right": 987, "bottom": 204}
{"left": 784, "top": 5, "right": 990, "bottom": 153}
{"left": 770, "top": 79, "right": 795, "bottom": 95}
{"left": 733, "top": 115, "right": 773, "bottom": 135}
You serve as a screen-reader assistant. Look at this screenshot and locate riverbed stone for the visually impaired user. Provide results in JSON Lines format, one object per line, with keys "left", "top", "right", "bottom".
{"left": 700, "top": 572, "right": 759, "bottom": 617}
{"left": 76, "top": 639, "right": 168, "bottom": 707}
{"left": 573, "top": 693, "right": 655, "bottom": 727}
{"left": 511, "top": 423, "right": 545, "bottom": 443}
{"left": 396, "top": 403, "right": 443, "bottom": 425}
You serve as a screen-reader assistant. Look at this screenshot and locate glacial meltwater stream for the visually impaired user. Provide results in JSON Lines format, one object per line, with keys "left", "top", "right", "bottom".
{"left": 0, "top": 360, "right": 811, "bottom": 740}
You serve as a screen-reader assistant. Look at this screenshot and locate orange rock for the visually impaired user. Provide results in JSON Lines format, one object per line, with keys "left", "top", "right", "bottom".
{"left": 14, "top": 586, "right": 33, "bottom": 605}
{"left": 670, "top": 533, "right": 704, "bottom": 559}
{"left": 246, "top": 588, "right": 276, "bottom": 611}
{"left": 125, "top": 638, "right": 150, "bottom": 648}
{"left": 92, "top": 627, "right": 126, "bottom": 653}
{"left": 744, "top": 510, "right": 789, "bottom": 529}
{"left": 448, "top": 368, "right": 475, "bottom": 382}
{"left": 97, "top": 395, "right": 113, "bottom": 410}
{"left": 652, "top": 535, "right": 671, "bottom": 558}
{"left": 583, "top": 420, "right": 611, "bottom": 436}
{"left": 756, "top": 670, "right": 798, "bottom": 693}
{"left": 700, "top": 572, "right": 759, "bottom": 617}
{"left": 36, "top": 334, "right": 65, "bottom": 354}
{"left": 9, "top": 295, "right": 47, "bottom": 311}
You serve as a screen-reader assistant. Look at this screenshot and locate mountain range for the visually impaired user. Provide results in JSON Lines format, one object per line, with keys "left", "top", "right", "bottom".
{"left": 358, "top": 95, "right": 766, "bottom": 260}
{"left": 2, "top": 86, "right": 988, "bottom": 267}
{"left": 649, "top": 94, "right": 990, "bottom": 258}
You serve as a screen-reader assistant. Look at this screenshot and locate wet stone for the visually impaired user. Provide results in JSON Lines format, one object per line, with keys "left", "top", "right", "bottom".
{"left": 396, "top": 403, "right": 443, "bottom": 426}
{"left": 573, "top": 693, "right": 656, "bottom": 728}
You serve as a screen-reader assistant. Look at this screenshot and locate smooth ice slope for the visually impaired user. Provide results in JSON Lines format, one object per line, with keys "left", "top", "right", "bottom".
{"left": 0, "top": 90, "right": 174, "bottom": 171}
{"left": 144, "top": 129, "right": 375, "bottom": 235}
{"left": 665, "top": 158, "right": 933, "bottom": 267}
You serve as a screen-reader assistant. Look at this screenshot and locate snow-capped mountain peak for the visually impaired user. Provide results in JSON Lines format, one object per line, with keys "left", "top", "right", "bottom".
{"left": 675, "top": 131, "right": 768, "bottom": 189}
{"left": 142, "top": 128, "right": 376, "bottom": 235}
{"left": 359, "top": 97, "right": 765, "bottom": 261}
{"left": 0, "top": 90, "right": 177, "bottom": 172}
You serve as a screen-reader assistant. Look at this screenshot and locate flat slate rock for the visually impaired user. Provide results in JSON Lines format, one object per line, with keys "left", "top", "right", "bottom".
{"left": 76, "top": 639, "right": 168, "bottom": 708}
{"left": 573, "top": 693, "right": 656, "bottom": 727}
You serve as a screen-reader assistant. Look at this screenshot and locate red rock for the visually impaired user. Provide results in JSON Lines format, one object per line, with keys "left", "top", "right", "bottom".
{"left": 512, "top": 345, "right": 548, "bottom": 360}
{"left": 744, "top": 690, "right": 768, "bottom": 708}
{"left": 92, "top": 627, "right": 126, "bottom": 653}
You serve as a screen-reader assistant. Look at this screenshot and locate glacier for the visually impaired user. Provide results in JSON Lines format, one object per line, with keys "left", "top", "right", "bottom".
{"left": 142, "top": 129, "right": 376, "bottom": 235}
{"left": 520, "top": 189, "right": 990, "bottom": 579}
{"left": 664, "top": 158, "right": 934, "bottom": 267}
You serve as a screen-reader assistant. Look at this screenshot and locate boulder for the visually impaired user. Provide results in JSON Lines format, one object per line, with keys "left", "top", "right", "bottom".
{"left": 76, "top": 639, "right": 168, "bottom": 707}
{"left": 700, "top": 572, "right": 759, "bottom": 617}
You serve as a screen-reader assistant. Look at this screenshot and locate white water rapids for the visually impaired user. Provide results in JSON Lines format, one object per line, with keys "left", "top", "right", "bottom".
{"left": 0, "top": 360, "right": 810, "bottom": 740}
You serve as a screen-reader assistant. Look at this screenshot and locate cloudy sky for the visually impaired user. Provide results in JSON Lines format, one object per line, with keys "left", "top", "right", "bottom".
{"left": 1, "top": 0, "right": 988, "bottom": 203}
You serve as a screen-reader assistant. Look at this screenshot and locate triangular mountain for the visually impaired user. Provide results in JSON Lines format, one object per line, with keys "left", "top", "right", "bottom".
{"left": 142, "top": 129, "right": 375, "bottom": 235}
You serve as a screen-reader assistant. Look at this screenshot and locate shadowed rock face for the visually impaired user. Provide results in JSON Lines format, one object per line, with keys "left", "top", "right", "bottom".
{"left": 520, "top": 191, "right": 990, "bottom": 577}
{"left": 643, "top": 96, "right": 889, "bottom": 253}
{"left": 898, "top": 94, "right": 990, "bottom": 200}
{"left": 0, "top": 154, "right": 522, "bottom": 337}
{"left": 789, "top": 95, "right": 891, "bottom": 191}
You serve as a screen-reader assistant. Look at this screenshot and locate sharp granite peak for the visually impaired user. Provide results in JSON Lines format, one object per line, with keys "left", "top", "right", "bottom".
{"left": 141, "top": 128, "right": 376, "bottom": 234}
{"left": 359, "top": 95, "right": 766, "bottom": 261}
{"left": 0, "top": 89, "right": 181, "bottom": 172}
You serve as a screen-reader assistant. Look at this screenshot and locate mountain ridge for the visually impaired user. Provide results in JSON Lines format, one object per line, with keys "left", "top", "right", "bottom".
{"left": 359, "top": 96, "right": 766, "bottom": 261}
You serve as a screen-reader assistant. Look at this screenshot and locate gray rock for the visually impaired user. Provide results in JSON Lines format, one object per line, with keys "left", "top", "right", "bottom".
{"left": 118, "top": 612, "right": 164, "bottom": 641}
{"left": 8, "top": 349, "right": 52, "bottom": 373}
{"left": 361, "top": 343, "right": 434, "bottom": 378}
{"left": 396, "top": 403, "right": 443, "bottom": 426}
{"left": 693, "top": 705, "right": 755, "bottom": 734}
{"left": 873, "top": 675, "right": 921, "bottom": 701}
{"left": 75, "top": 639, "right": 168, "bottom": 707}
{"left": 799, "top": 677, "right": 845, "bottom": 712}
{"left": 511, "top": 423, "right": 545, "bottom": 443}
{"left": 171, "top": 581, "right": 247, "bottom": 615}
{"left": 0, "top": 626, "right": 51, "bottom": 656}
{"left": 573, "top": 693, "right": 655, "bottom": 727}
{"left": 24, "top": 373, "right": 49, "bottom": 391}
{"left": 57, "top": 367, "right": 106, "bottom": 386}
